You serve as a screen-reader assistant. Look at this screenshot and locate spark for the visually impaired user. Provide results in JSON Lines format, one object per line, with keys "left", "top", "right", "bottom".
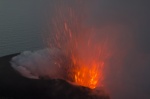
{"left": 47, "top": 1, "right": 108, "bottom": 89}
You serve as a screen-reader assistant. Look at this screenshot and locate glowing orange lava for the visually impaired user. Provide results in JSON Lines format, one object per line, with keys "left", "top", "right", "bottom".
{"left": 47, "top": 1, "right": 108, "bottom": 89}
{"left": 72, "top": 60, "right": 104, "bottom": 89}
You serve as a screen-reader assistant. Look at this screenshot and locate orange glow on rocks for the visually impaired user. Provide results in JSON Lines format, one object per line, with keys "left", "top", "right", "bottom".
{"left": 73, "top": 59, "right": 104, "bottom": 89}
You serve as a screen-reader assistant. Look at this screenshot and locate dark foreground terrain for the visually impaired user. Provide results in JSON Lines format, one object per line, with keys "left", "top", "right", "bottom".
{"left": 0, "top": 54, "right": 110, "bottom": 99}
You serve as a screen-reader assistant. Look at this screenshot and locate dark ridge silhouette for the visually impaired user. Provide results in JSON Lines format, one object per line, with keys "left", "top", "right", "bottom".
{"left": 0, "top": 54, "right": 110, "bottom": 99}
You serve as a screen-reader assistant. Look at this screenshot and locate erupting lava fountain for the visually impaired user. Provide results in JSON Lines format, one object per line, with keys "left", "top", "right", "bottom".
{"left": 45, "top": 1, "right": 110, "bottom": 89}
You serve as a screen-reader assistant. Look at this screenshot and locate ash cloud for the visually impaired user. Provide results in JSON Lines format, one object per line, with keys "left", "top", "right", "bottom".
{"left": 87, "top": 0, "right": 150, "bottom": 99}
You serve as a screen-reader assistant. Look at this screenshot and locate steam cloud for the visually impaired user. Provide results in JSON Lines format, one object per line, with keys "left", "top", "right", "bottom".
{"left": 10, "top": 48, "right": 110, "bottom": 99}
{"left": 10, "top": 48, "right": 68, "bottom": 80}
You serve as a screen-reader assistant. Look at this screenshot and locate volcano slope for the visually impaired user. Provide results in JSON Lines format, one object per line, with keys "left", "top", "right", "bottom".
{"left": 0, "top": 54, "right": 110, "bottom": 99}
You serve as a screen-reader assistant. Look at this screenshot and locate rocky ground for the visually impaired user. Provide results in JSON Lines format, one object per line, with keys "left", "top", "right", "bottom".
{"left": 0, "top": 54, "right": 110, "bottom": 99}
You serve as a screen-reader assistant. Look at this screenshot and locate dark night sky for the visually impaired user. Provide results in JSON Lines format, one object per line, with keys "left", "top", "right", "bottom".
{"left": 1, "top": 0, "right": 150, "bottom": 99}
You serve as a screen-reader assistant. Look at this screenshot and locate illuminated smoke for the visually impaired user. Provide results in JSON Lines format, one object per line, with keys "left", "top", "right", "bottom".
{"left": 11, "top": 0, "right": 111, "bottom": 90}
{"left": 43, "top": 1, "right": 112, "bottom": 89}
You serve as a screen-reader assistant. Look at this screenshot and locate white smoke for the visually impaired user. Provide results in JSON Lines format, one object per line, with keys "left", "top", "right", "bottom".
{"left": 10, "top": 48, "right": 67, "bottom": 80}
